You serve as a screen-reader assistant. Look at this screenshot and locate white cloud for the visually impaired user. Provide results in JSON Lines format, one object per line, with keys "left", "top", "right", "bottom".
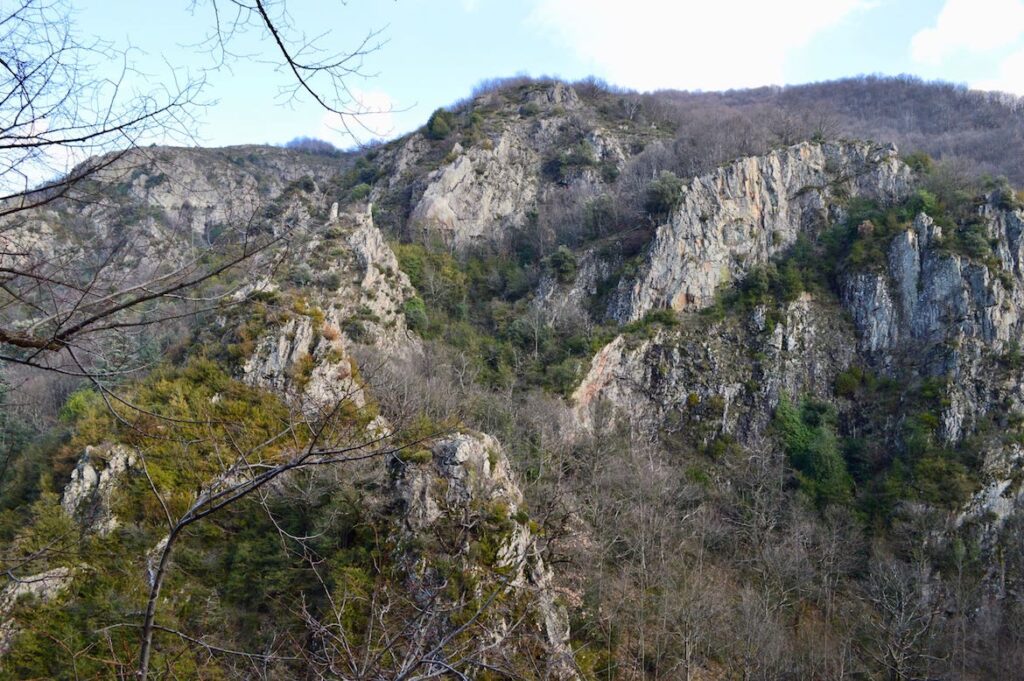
{"left": 911, "top": 0, "right": 1024, "bottom": 64}
{"left": 974, "top": 47, "right": 1024, "bottom": 94}
{"left": 528, "top": 0, "right": 872, "bottom": 91}
{"left": 317, "top": 89, "right": 396, "bottom": 147}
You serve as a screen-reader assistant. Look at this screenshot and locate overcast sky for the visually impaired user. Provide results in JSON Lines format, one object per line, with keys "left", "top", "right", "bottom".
{"left": 74, "top": 0, "right": 1024, "bottom": 149}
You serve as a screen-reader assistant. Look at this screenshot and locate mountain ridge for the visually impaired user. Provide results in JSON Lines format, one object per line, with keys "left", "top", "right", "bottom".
{"left": 4, "top": 75, "right": 1024, "bottom": 679}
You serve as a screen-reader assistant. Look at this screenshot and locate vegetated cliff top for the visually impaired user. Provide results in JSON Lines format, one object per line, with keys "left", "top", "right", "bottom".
{"left": 66, "top": 73, "right": 1020, "bottom": 261}
{"left": 457, "top": 73, "right": 1024, "bottom": 181}
{"left": 85, "top": 72, "right": 1024, "bottom": 189}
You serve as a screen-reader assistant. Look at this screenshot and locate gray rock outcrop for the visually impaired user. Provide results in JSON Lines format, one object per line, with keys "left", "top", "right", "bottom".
{"left": 612, "top": 141, "right": 912, "bottom": 322}
{"left": 390, "top": 432, "right": 576, "bottom": 677}
{"left": 61, "top": 444, "right": 136, "bottom": 535}
{"left": 243, "top": 206, "right": 416, "bottom": 406}
{"left": 573, "top": 295, "right": 857, "bottom": 441}
{"left": 0, "top": 568, "right": 74, "bottom": 654}
{"left": 839, "top": 208, "right": 1024, "bottom": 442}
{"left": 408, "top": 135, "right": 540, "bottom": 250}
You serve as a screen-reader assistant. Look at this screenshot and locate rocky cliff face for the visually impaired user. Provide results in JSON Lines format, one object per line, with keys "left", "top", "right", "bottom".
{"left": 532, "top": 249, "right": 620, "bottom": 330}
{"left": 612, "top": 141, "right": 912, "bottom": 322}
{"left": 573, "top": 294, "right": 858, "bottom": 442}
{"left": 573, "top": 141, "right": 913, "bottom": 436}
{"left": 60, "top": 444, "right": 136, "bottom": 535}
{"left": 96, "top": 145, "right": 342, "bottom": 240}
{"left": 834, "top": 205, "right": 1024, "bottom": 438}
{"left": 840, "top": 211, "right": 1024, "bottom": 362}
{"left": 406, "top": 135, "right": 541, "bottom": 250}
{"left": 571, "top": 149, "right": 1024, "bottom": 559}
{"left": 374, "top": 81, "right": 637, "bottom": 251}
{"left": 390, "top": 432, "right": 575, "bottom": 677}
{"left": 242, "top": 205, "right": 416, "bottom": 406}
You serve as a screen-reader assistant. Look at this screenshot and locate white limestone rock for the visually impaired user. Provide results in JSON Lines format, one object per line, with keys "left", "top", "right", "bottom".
{"left": 612, "top": 141, "right": 912, "bottom": 322}
{"left": 61, "top": 445, "right": 136, "bottom": 535}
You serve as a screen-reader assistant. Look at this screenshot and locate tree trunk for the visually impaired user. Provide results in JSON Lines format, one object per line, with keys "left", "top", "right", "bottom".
{"left": 138, "top": 526, "right": 180, "bottom": 679}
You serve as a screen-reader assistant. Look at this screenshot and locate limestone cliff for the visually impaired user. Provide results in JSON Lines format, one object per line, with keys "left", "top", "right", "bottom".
{"left": 375, "top": 81, "right": 637, "bottom": 251}
{"left": 612, "top": 141, "right": 912, "bottom": 322}
{"left": 574, "top": 295, "right": 857, "bottom": 442}
{"left": 390, "top": 432, "right": 575, "bottom": 677}
{"left": 838, "top": 209, "right": 1024, "bottom": 438}
{"left": 241, "top": 205, "right": 416, "bottom": 406}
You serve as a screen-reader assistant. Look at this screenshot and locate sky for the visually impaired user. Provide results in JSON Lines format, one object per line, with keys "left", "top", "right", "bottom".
{"left": 72, "top": 0, "right": 1024, "bottom": 149}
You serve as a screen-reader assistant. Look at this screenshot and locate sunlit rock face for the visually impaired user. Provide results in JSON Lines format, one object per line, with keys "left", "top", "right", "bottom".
{"left": 611, "top": 141, "right": 912, "bottom": 322}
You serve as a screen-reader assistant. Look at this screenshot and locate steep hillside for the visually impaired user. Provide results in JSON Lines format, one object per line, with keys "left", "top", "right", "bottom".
{"left": 4, "top": 77, "right": 1024, "bottom": 680}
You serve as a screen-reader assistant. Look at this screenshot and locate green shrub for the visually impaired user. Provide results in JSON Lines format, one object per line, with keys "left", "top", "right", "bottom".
{"left": 60, "top": 388, "right": 102, "bottom": 423}
{"left": 775, "top": 397, "right": 852, "bottom": 508}
{"left": 908, "top": 188, "right": 939, "bottom": 215}
{"left": 984, "top": 175, "right": 1022, "bottom": 210}
{"left": 1003, "top": 339, "right": 1023, "bottom": 369}
{"left": 398, "top": 448, "right": 433, "bottom": 464}
{"left": 912, "top": 455, "right": 973, "bottom": 506}
{"left": 777, "top": 260, "right": 804, "bottom": 302}
{"left": 623, "top": 308, "right": 679, "bottom": 338}
{"left": 582, "top": 195, "right": 617, "bottom": 238}
{"left": 286, "top": 263, "right": 314, "bottom": 286}
{"left": 548, "top": 246, "right": 578, "bottom": 283}
{"left": 317, "top": 271, "right": 342, "bottom": 290}
{"left": 348, "top": 182, "right": 371, "bottom": 201}
{"left": 903, "top": 151, "right": 934, "bottom": 173}
{"left": 544, "top": 356, "right": 582, "bottom": 395}
{"left": 143, "top": 172, "right": 167, "bottom": 189}
{"left": 959, "top": 224, "right": 993, "bottom": 260}
{"left": 600, "top": 161, "right": 620, "bottom": 183}
{"left": 519, "top": 102, "right": 541, "bottom": 117}
{"left": 542, "top": 141, "right": 598, "bottom": 183}
{"left": 425, "top": 108, "right": 456, "bottom": 140}
{"left": 343, "top": 319, "right": 371, "bottom": 343}
{"left": 685, "top": 465, "right": 711, "bottom": 486}
{"left": 644, "top": 170, "right": 684, "bottom": 219}
{"left": 704, "top": 434, "right": 741, "bottom": 459}
{"left": 834, "top": 371, "right": 859, "bottom": 399}
{"left": 834, "top": 366, "right": 875, "bottom": 399}
{"left": 289, "top": 353, "right": 316, "bottom": 391}
{"left": 564, "top": 140, "right": 597, "bottom": 167}
{"left": 712, "top": 237, "right": 821, "bottom": 320}
{"left": 403, "top": 296, "right": 428, "bottom": 333}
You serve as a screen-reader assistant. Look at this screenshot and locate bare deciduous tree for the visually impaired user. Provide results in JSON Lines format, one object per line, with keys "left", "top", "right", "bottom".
{"left": 0, "top": 0, "right": 390, "bottom": 379}
{"left": 862, "top": 556, "right": 943, "bottom": 681}
{"left": 0, "top": 0, "right": 204, "bottom": 216}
